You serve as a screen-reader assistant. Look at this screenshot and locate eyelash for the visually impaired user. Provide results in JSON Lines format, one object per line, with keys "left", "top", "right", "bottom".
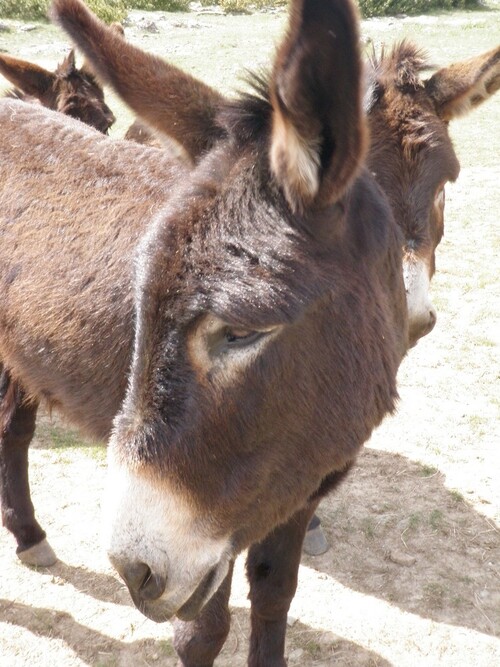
{"left": 224, "top": 329, "right": 265, "bottom": 347}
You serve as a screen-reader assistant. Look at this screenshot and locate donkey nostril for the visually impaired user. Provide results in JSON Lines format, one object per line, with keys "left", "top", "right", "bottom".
{"left": 118, "top": 561, "right": 166, "bottom": 601}
{"left": 139, "top": 568, "right": 167, "bottom": 601}
{"left": 120, "top": 561, "right": 149, "bottom": 589}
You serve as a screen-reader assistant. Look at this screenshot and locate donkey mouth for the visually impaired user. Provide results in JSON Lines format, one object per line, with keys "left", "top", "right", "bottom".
{"left": 131, "top": 557, "right": 231, "bottom": 624}
{"left": 175, "top": 565, "right": 219, "bottom": 621}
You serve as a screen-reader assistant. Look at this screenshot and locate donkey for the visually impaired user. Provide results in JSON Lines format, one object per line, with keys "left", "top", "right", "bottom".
{"left": 53, "top": 5, "right": 500, "bottom": 553}
{"left": 0, "top": 48, "right": 115, "bottom": 133}
{"left": 364, "top": 40, "right": 500, "bottom": 344}
{"left": 1, "top": 0, "right": 408, "bottom": 664}
{"left": 308, "top": 40, "right": 500, "bottom": 552}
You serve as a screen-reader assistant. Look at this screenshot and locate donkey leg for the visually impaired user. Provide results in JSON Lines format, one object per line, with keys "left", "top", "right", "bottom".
{"left": 172, "top": 562, "right": 234, "bottom": 667}
{"left": 247, "top": 466, "right": 355, "bottom": 665}
{"left": 0, "top": 371, "right": 56, "bottom": 566}
{"left": 246, "top": 501, "right": 319, "bottom": 667}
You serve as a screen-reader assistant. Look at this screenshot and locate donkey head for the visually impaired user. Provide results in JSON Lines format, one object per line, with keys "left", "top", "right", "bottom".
{"left": 53, "top": 0, "right": 404, "bottom": 623}
{"left": 366, "top": 41, "right": 500, "bottom": 345}
{"left": 0, "top": 49, "right": 115, "bottom": 133}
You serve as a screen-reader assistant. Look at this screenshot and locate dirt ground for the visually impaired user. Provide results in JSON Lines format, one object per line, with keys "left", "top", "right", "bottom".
{"left": 0, "top": 8, "right": 499, "bottom": 667}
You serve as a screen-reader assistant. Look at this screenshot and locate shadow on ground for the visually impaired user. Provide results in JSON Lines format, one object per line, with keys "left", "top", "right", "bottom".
{"left": 307, "top": 447, "right": 499, "bottom": 637}
{"left": 0, "top": 599, "right": 390, "bottom": 666}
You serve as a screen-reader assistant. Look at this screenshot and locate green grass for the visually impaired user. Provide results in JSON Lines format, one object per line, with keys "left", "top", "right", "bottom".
{"left": 418, "top": 464, "right": 438, "bottom": 477}
{"left": 35, "top": 423, "right": 85, "bottom": 449}
{"left": 361, "top": 516, "right": 377, "bottom": 538}
{"left": 423, "top": 581, "right": 447, "bottom": 608}
{"left": 158, "top": 639, "right": 176, "bottom": 658}
{"left": 406, "top": 512, "right": 422, "bottom": 531}
{"left": 429, "top": 509, "right": 444, "bottom": 530}
{"left": 33, "top": 422, "right": 106, "bottom": 460}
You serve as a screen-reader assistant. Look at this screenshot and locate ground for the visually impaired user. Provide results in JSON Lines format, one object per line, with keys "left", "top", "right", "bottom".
{"left": 0, "top": 5, "right": 499, "bottom": 667}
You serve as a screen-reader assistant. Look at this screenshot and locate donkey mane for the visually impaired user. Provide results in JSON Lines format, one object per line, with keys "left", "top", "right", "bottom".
{"left": 366, "top": 40, "right": 445, "bottom": 157}
{"left": 365, "top": 40, "right": 430, "bottom": 115}
{"left": 217, "top": 71, "right": 272, "bottom": 145}
{"left": 368, "top": 39, "right": 431, "bottom": 92}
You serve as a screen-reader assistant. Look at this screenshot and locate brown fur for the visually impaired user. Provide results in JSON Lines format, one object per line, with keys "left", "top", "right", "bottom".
{"left": 0, "top": 49, "right": 115, "bottom": 133}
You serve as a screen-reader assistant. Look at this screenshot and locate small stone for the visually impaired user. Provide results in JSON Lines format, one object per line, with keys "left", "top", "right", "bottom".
{"left": 288, "top": 648, "right": 304, "bottom": 661}
{"left": 388, "top": 550, "right": 416, "bottom": 566}
{"left": 141, "top": 21, "right": 159, "bottom": 33}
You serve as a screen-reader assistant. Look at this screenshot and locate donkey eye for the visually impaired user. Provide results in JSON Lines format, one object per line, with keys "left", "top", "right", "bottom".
{"left": 224, "top": 328, "right": 264, "bottom": 347}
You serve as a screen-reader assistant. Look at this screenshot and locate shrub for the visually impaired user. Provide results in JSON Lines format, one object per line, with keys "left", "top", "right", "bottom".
{"left": 217, "top": 0, "right": 287, "bottom": 12}
{"left": 218, "top": 0, "right": 252, "bottom": 12}
{"left": 128, "top": 0, "right": 191, "bottom": 10}
{"left": 0, "top": 0, "right": 128, "bottom": 22}
{"left": 0, "top": 0, "right": 483, "bottom": 25}
{"left": 0, "top": 0, "right": 49, "bottom": 20}
{"left": 358, "top": 0, "right": 480, "bottom": 18}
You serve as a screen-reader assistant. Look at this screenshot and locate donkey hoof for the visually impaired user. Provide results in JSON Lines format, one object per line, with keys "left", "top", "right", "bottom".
{"left": 302, "top": 525, "right": 329, "bottom": 556}
{"left": 17, "top": 538, "right": 58, "bottom": 567}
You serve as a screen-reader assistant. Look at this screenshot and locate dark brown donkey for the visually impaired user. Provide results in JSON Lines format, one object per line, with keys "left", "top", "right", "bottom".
{"left": 1, "top": 0, "right": 408, "bottom": 664}
{"left": 0, "top": 48, "right": 115, "bottom": 133}
{"left": 53, "top": 7, "right": 500, "bottom": 553}
{"left": 309, "top": 40, "right": 500, "bottom": 552}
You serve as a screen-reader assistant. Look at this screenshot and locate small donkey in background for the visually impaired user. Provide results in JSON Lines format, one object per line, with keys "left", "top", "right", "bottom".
{"left": 0, "top": 48, "right": 115, "bottom": 133}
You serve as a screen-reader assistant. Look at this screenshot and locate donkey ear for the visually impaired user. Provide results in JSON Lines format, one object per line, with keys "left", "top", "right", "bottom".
{"left": 51, "top": 0, "right": 225, "bottom": 161}
{"left": 58, "top": 48, "right": 77, "bottom": 76}
{"left": 269, "top": 0, "right": 367, "bottom": 212}
{"left": 80, "top": 22, "right": 124, "bottom": 79}
{"left": 425, "top": 46, "right": 500, "bottom": 121}
{"left": 0, "top": 54, "right": 55, "bottom": 98}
